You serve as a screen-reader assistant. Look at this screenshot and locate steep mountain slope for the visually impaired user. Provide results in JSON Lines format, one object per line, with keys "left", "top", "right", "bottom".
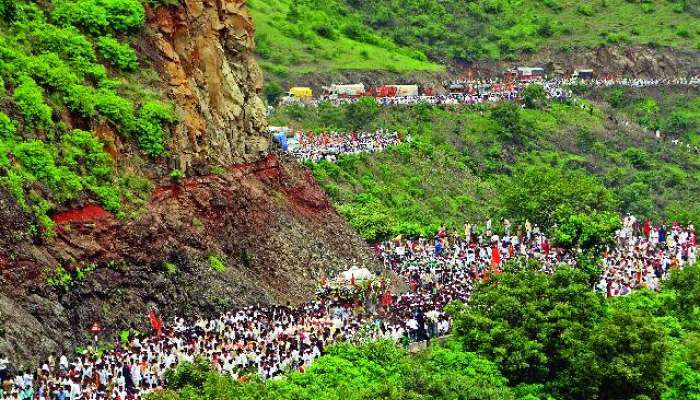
{"left": 0, "top": 0, "right": 377, "bottom": 369}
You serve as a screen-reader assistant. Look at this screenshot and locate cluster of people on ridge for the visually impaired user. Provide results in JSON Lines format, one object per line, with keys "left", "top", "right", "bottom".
{"left": 285, "top": 129, "right": 404, "bottom": 162}
{"left": 301, "top": 76, "right": 700, "bottom": 108}
{"left": 0, "top": 217, "right": 696, "bottom": 400}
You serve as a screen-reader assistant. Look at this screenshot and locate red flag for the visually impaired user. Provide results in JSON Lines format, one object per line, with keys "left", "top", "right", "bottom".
{"left": 351, "top": 274, "right": 356, "bottom": 287}
{"left": 491, "top": 246, "right": 500, "bottom": 267}
{"left": 382, "top": 290, "right": 392, "bottom": 306}
{"left": 149, "top": 307, "right": 162, "bottom": 336}
{"left": 643, "top": 219, "right": 651, "bottom": 238}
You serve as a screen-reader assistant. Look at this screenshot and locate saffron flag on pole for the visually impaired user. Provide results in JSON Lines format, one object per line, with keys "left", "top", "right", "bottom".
{"left": 149, "top": 307, "right": 162, "bottom": 336}
{"left": 491, "top": 246, "right": 500, "bottom": 267}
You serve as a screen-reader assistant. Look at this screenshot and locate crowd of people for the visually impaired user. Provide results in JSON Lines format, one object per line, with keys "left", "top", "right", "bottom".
{"left": 0, "top": 217, "right": 696, "bottom": 399}
{"left": 284, "top": 129, "right": 405, "bottom": 162}
{"left": 293, "top": 76, "right": 700, "bottom": 108}
{"left": 598, "top": 216, "right": 697, "bottom": 296}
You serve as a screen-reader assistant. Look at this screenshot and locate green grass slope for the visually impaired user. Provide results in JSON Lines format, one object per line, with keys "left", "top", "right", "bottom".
{"left": 253, "top": 0, "right": 699, "bottom": 69}
{"left": 248, "top": 0, "right": 443, "bottom": 76}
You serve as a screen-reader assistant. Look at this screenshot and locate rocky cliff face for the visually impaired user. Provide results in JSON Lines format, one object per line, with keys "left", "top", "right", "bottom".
{"left": 145, "top": 0, "right": 270, "bottom": 171}
{"left": 463, "top": 45, "right": 700, "bottom": 80}
{"left": 0, "top": 0, "right": 377, "bottom": 370}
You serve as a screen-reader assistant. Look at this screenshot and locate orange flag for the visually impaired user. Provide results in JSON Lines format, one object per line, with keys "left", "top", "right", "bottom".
{"left": 491, "top": 246, "right": 500, "bottom": 267}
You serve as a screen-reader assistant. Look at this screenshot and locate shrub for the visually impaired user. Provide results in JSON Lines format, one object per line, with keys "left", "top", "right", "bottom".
{"left": 52, "top": 1, "right": 110, "bottom": 36}
{"left": 0, "top": 112, "right": 16, "bottom": 140}
{"left": 0, "top": 0, "right": 17, "bottom": 20}
{"left": 345, "top": 97, "right": 379, "bottom": 130}
{"left": 52, "top": 0, "right": 145, "bottom": 36}
{"left": 313, "top": 24, "right": 337, "bottom": 39}
{"left": 13, "top": 76, "right": 53, "bottom": 131}
{"left": 64, "top": 84, "right": 98, "bottom": 117}
{"left": 676, "top": 26, "right": 691, "bottom": 38}
{"left": 163, "top": 262, "right": 178, "bottom": 275}
{"left": 13, "top": 140, "right": 84, "bottom": 201}
{"left": 342, "top": 23, "right": 365, "bottom": 40}
{"left": 136, "top": 101, "right": 177, "bottom": 156}
{"left": 208, "top": 256, "right": 226, "bottom": 273}
{"left": 543, "top": 0, "right": 563, "bottom": 12}
{"left": 521, "top": 84, "right": 548, "bottom": 109}
{"left": 660, "top": 112, "right": 691, "bottom": 135}
{"left": 27, "top": 24, "right": 97, "bottom": 65}
{"left": 26, "top": 52, "right": 82, "bottom": 91}
{"left": 94, "top": 89, "right": 137, "bottom": 132}
{"left": 606, "top": 88, "right": 626, "bottom": 108}
{"left": 577, "top": 4, "right": 595, "bottom": 16}
{"left": 263, "top": 82, "right": 283, "bottom": 105}
{"left": 97, "top": 36, "right": 139, "bottom": 71}
{"left": 536, "top": 19, "right": 554, "bottom": 37}
{"left": 169, "top": 168, "right": 184, "bottom": 181}
{"left": 59, "top": 129, "right": 112, "bottom": 180}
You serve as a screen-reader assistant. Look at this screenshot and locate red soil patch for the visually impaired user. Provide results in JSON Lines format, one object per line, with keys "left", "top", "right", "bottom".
{"left": 52, "top": 204, "right": 113, "bottom": 225}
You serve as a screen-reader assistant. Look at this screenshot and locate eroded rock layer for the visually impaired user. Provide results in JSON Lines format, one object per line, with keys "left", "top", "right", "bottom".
{"left": 147, "top": 0, "right": 270, "bottom": 171}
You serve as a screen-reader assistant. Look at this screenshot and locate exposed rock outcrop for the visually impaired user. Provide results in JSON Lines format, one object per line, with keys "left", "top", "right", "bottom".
{"left": 456, "top": 45, "right": 700, "bottom": 80}
{"left": 528, "top": 45, "right": 700, "bottom": 78}
{"left": 146, "top": 0, "right": 270, "bottom": 172}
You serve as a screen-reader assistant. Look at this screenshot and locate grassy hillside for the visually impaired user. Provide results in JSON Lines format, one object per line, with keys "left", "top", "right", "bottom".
{"left": 248, "top": 0, "right": 443, "bottom": 76}
{"left": 252, "top": 0, "right": 699, "bottom": 72}
{"left": 271, "top": 88, "right": 700, "bottom": 240}
{"left": 342, "top": 0, "right": 700, "bottom": 61}
{"left": 609, "top": 86, "right": 700, "bottom": 145}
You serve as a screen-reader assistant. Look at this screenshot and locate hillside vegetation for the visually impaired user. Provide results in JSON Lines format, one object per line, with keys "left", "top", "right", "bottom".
{"left": 248, "top": 0, "right": 442, "bottom": 77}
{"left": 0, "top": 0, "right": 175, "bottom": 234}
{"left": 251, "top": 0, "right": 699, "bottom": 76}
{"left": 271, "top": 87, "right": 700, "bottom": 240}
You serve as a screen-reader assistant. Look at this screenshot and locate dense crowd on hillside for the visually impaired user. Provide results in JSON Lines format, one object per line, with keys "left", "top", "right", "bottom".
{"left": 301, "top": 76, "right": 700, "bottom": 107}
{"left": 598, "top": 216, "right": 696, "bottom": 296}
{"left": 283, "top": 129, "right": 404, "bottom": 162}
{"left": 0, "top": 217, "right": 695, "bottom": 399}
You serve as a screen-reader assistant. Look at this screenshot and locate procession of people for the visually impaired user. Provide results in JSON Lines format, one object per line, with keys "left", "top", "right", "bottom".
{"left": 292, "top": 76, "right": 700, "bottom": 108}
{"left": 284, "top": 129, "right": 405, "bottom": 162}
{"left": 1, "top": 215, "right": 696, "bottom": 400}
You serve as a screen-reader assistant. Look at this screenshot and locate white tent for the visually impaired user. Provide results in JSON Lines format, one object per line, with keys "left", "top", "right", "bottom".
{"left": 340, "top": 267, "right": 374, "bottom": 282}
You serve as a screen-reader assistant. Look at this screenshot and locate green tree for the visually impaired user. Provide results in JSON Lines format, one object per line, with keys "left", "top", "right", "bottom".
{"left": 491, "top": 102, "right": 524, "bottom": 144}
{"left": 522, "top": 84, "right": 548, "bottom": 109}
{"left": 551, "top": 209, "right": 621, "bottom": 251}
{"left": 497, "top": 162, "right": 618, "bottom": 227}
{"left": 586, "top": 309, "right": 669, "bottom": 399}
{"left": 452, "top": 267, "right": 605, "bottom": 395}
{"left": 263, "top": 82, "right": 284, "bottom": 105}
{"left": 345, "top": 96, "right": 380, "bottom": 130}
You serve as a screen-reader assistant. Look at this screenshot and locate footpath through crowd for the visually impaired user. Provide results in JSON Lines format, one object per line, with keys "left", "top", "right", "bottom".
{"left": 0, "top": 218, "right": 696, "bottom": 399}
